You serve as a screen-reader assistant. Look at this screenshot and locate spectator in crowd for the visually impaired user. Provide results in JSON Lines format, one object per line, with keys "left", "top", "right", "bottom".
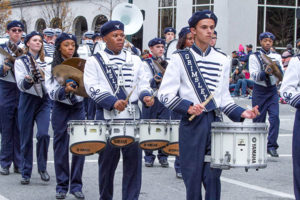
{"left": 229, "top": 66, "right": 245, "bottom": 94}
{"left": 209, "top": 30, "right": 217, "bottom": 47}
{"left": 238, "top": 44, "right": 246, "bottom": 61}
{"left": 232, "top": 69, "right": 254, "bottom": 98}
{"left": 244, "top": 44, "right": 253, "bottom": 70}
{"left": 231, "top": 51, "right": 240, "bottom": 73}
{"left": 270, "top": 46, "right": 277, "bottom": 53}
{"left": 286, "top": 43, "right": 294, "bottom": 55}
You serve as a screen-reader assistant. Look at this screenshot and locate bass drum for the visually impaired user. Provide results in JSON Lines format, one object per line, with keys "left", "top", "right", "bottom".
{"left": 165, "top": 39, "right": 178, "bottom": 60}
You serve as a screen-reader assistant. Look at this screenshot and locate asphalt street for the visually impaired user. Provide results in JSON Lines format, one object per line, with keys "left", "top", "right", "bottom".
{"left": 0, "top": 98, "right": 296, "bottom": 200}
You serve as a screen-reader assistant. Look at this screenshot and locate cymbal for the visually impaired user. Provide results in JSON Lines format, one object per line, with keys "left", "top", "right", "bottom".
{"left": 52, "top": 64, "right": 88, "bottom": 97}
{"left": 62, "top": 57, "right": 86, "bottom": 72}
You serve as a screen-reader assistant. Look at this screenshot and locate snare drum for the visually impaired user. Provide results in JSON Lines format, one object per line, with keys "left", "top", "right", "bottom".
{"left": 109, "top": 120, "right": 138, "bottom": 147}
{"left": 68, "top": 120, "right": 107, "bottom": 155}
{"left": 162, "top": 120, "right": 180, "bottom": 156}
{"left": 211, "top": 122, "right": 268, "bottom": 170}
{"left": 139, "top": 120, "right": 169, "bottom": 150}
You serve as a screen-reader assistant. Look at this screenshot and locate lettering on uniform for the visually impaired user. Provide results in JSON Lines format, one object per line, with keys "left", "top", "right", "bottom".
{"left": 251, "top": 137, "right": 257, "bottom": 163}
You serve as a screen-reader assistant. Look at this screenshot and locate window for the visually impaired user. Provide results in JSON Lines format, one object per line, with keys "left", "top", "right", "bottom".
{"left": 192, "top": 0, "right": 214, "bottom": 13}
{"left": 158, "top": 0, "right": 177, "bottom": 38}
{"left": 257, "top": 0, "right": 300, "bottom": 51}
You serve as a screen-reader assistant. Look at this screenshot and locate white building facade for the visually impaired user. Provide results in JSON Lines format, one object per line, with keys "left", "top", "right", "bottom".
{"left": 6, "top": 0, "right": 300, "bottom": 54}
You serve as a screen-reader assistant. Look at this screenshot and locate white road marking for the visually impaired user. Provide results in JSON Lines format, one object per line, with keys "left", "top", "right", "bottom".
{"left": 0, "top": 194, "right": 9, "bottom": 200}
{"left": 221, "top": 177, "right": 295, "bottom": 199}
{"left": 168, "top": 161, "right": 295, "bottom": 199}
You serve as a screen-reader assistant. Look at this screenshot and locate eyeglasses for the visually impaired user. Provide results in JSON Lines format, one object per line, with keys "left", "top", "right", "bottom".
{"left": 212, "top": 37, "right": 217, "bottom": 40}
{"left": 11, "top": 29, "right": 22, "bottom": 33}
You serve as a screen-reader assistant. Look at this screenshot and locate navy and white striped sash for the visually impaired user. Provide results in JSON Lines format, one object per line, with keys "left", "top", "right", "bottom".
{"left": 145, "top": 59, "right": 156, "bottom": 76}
{"left": 178, "top": 50, "right": 217, "bottom": 112}
{"left": 94, "top": 53, "right": 127, "bottom": 100}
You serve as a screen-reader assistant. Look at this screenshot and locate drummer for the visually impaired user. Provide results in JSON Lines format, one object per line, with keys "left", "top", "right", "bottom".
{"left": 142, "top": 38, "right": 170, "bottom": 168}
{"left": 45, "top": 33, "right": 85, "bottom": 200}
{"left": 158, "top": 10, "right": 259, "bottom": 200}
{"left": 83, "top": 20, "right": 154, "bottom": 200}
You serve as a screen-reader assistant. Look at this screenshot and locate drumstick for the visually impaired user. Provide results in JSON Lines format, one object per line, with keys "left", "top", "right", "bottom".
{"left": 189, "top": 93, "right": 214, "bottom": 121}
{"left": 118, "top": 85, "right": 136, "bottom": 114}
{"left": 125, "top": 85, "right": 136, "bottom": 102}
{"left": 150, "top": 90, "right": 158, "bottom": 101}
{"left": 246, "top": 105, "right": 261, "bottom": 116}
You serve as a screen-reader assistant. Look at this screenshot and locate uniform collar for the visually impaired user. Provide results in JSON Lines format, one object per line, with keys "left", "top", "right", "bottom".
{"left": 260, "top": 48, "right": 270, "bottom": 55}
{"left": 104, "top": 47, "right": 121, "bottom": 55}
{"left": 192, "top": 43, "right": 211, "bottom": 57}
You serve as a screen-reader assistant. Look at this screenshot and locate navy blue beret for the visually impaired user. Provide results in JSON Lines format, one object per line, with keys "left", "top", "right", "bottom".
{"left": 92, "top": 33, "right": 102, "bottom": 40}
{"left": 178, "top": 26, "right": 191, "bottom": 39}
{"left": 259, "top": 32, "right": 275, "bottom": 41}
{"left": 148, "top": 38, "right": 165, "bottom": 47}
{"left": 24, "top": 31, "right": 43, "bottom": 47}
{"left": 164, "top": 27, "right": 176, "bottom": 34}
{"left": 100, "top": 21, "right": 124, "bottom": 37}
{"left": 43, "top": 28, "right": 55, "bottom": 37}
{"left": 188, "top": 10, "right": 218, "bottom": 28}
{"left": 7, "top": 20, "right": 24, "bottom": 31}
{"left": 55, "top": 32, "right": 77, "bottom": 48}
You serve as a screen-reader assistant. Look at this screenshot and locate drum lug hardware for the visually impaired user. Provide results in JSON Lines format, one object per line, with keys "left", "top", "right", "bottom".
{"left": 123, "top": 122, "right": 126, "bottom": 135}
{"left": 84, "top": 126, "right": 87, "bottom": 136}
{"left": 71, "top": 127, "right": 74, "bottom": 135}
{"left": 148, "top": 123, "right": 151, "bottom": 135}
{"left": 224, "top": 151, "right": 231, "bottom": 164}
{"left": 99, "top": 124, "right": 102, "bottom": 135}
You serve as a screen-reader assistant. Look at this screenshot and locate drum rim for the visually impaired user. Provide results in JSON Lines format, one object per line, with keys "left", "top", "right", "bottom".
{"left": 68, "top": 120, "right": 107, "bottom": 125}
{"left": 211, "top": 122, "right": 268, "bottom": 128}
{"left": 139, "top": 119, "right": 170, "bottom": 124}
{"left": 109, "top": 120, "right": 137, "bottom": 125}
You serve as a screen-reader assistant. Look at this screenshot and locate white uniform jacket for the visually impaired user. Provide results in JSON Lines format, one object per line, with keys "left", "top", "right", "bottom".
{"left": 84, "top": 48, "right": 152, "bottom": 119}
{"left": 158, "top": 45, "right": 245, "bottom": 121}
{"left": 280, "top": 55, "right": 300, "bottom": 109}
{"left": 249, "top": 49, "right": 283, "bottom": 87}
{"left": 0, "top": 41, "right": 24, "bottom": 83}
{"left": 44, "top": 62, "right": 84, "bottom": 105}
{"left": 15, "top": 54, "right": 52, "bottom": 97}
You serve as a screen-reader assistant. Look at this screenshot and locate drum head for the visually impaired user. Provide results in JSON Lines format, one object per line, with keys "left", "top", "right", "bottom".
{"left": 162, "top": 143, "right": 179, "bottom": 156}
{"left": 70, "top": 142, "right": 106, "bottom": 156}
{"left": 166, "top": 39, "right": 178, "bottom": 59}
{"left": 110, "top": 136, "right": 135, "bottom": 147}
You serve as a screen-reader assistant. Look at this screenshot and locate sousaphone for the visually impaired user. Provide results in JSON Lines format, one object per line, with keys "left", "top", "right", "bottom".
{"left": 112, "top": 3, "right": 144, "bottom": 35}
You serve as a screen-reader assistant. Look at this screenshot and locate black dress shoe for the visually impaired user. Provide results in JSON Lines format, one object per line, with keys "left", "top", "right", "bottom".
{"left": 268, "top": 149, "right": 279, "bottom": 157}
{"left": 39, "top": 171, "right": 50, "bottom": 181}
{"left": 14, "top": 167, "right": 21, "bottom": 174}
{"left": 145, "top": 160, "right": 154, "bottom": 167}
{"left": 56, "top": 192, "right": 66, "bottom": 199}
{"left": 159, "top": 159, "right": 169, "bottom": 168}
{"left": 20, "top": 177, "right": 30, "bottom": 185}
{"left": 71, "top": 191, "right": 85, "bottom": 199}
{"left": 0, "top": 167, "right": 9, "bottom": 175}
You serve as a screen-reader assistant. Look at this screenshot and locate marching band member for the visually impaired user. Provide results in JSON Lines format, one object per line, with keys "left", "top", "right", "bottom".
{"left": 280, "top": 50, "right": 300, "bottom": 200}
{"left": 14, "top": 31, "right": 52, "bottom": 184}
{"left": 169, "top": 26, "right": 195, "bottom": 179}
{"left": 45, "top": 33, "right": 85, "bottom": 200}
{"left": 0, "top": 20, "right": 24, "bottom": 176}
{"left": 142, "top": 38, "right": 170, "bottom": 168}
{"left": 158, "top": 10, "right": 259, "bottom": 200}
{"left": 43, "top": 28, "right": 56, "bottom": 57}
{"left": 84, "top": 20, "right": 154, "bottom": 200}
{"left": 164, "top": 27, "right": 176, "bottom": 44}
{"left": 249, "top": 32, "right": 283, "bottom": 157}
